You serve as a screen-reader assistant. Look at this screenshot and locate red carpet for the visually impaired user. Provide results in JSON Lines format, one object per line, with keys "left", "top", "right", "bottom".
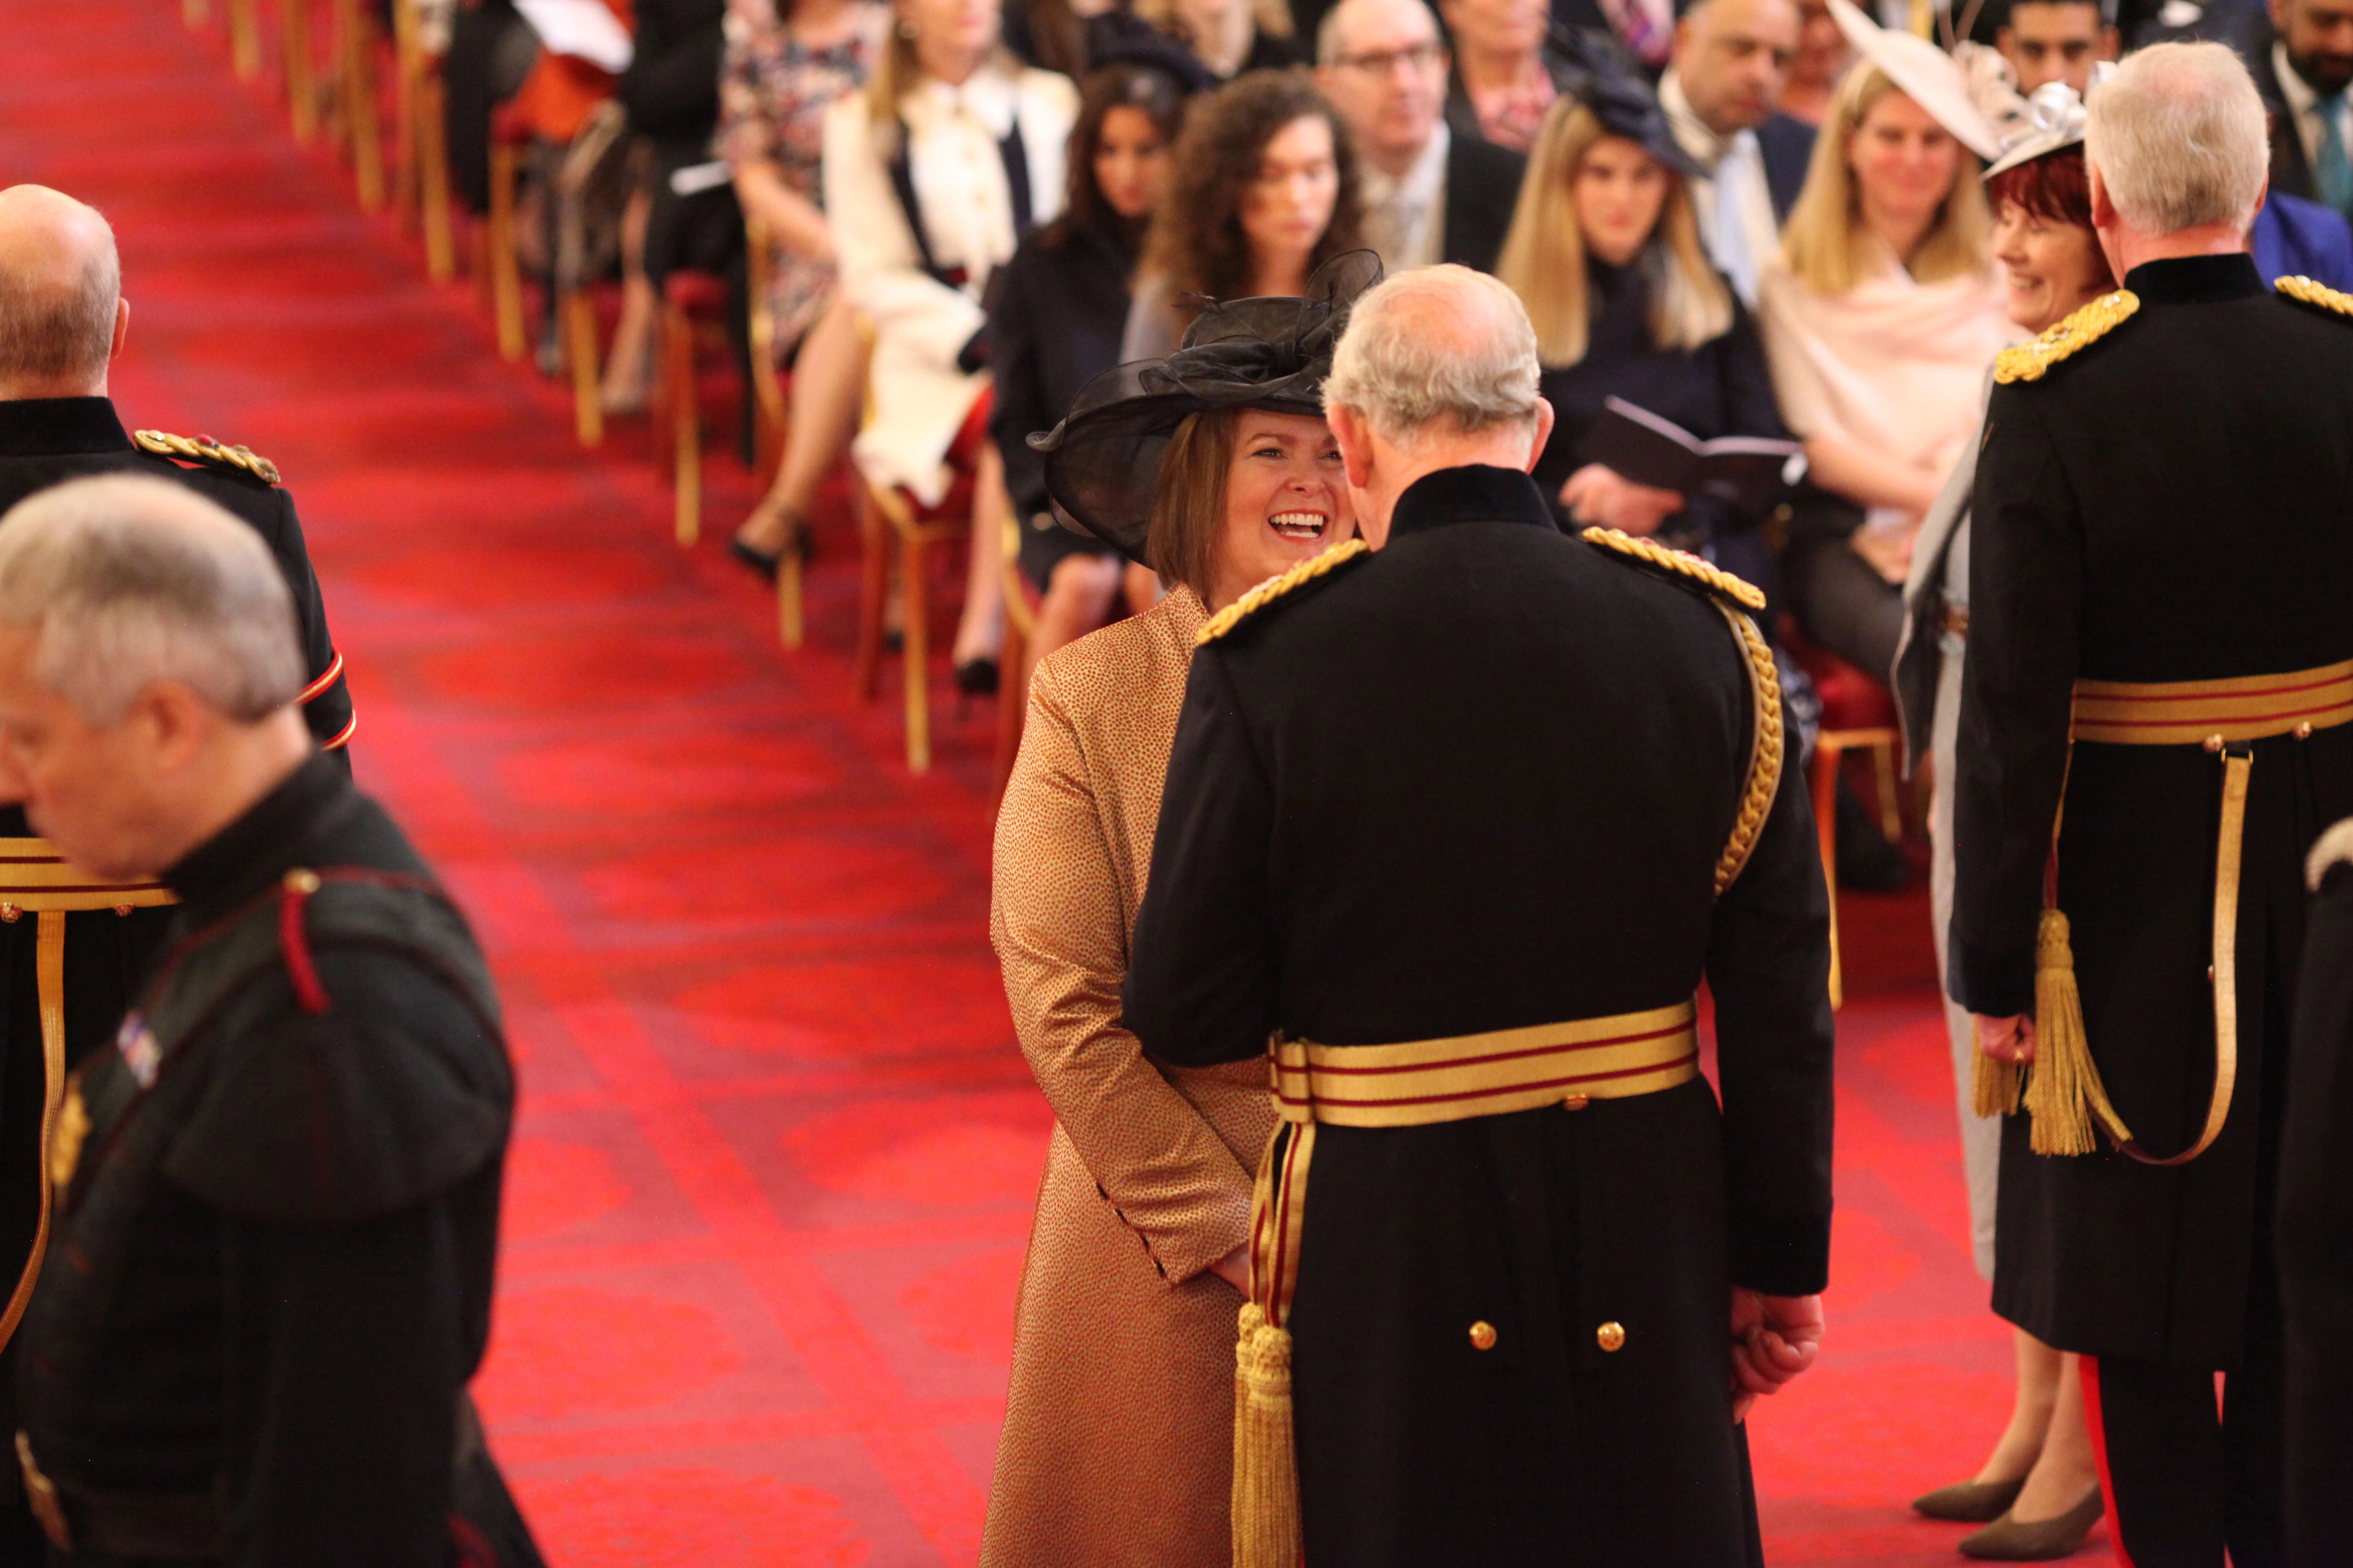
{"left": 0, "top": 10, "right": 2115, "bottom": 1561}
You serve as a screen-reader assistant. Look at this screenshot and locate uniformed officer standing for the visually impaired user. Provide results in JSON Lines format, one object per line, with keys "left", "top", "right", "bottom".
{"left": 1122, "top": 266, "right": 1836, "bottom": 1567}
{"left": 0, "top": 476, "right": 532, "bottom": 1565}
{"left": 0, "top": 185, "right": 355, "bottom": 1563}
{"left": 1949, "top": 42, "right": 2353, "bottom": 1568}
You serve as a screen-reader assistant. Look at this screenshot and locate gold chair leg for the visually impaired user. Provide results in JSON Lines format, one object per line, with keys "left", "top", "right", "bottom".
{"left": 486, "top": 141, "right": 525, "bottom": 361}
{"left": 228, "top": 0, "right": 262, "bottom": 78}
{"left": 416, "top": 70, "right": 454, "bottom": 282}
{"left": 1872, "top": 740, "right": 1903, "bottom": 843}
{"left": 285, "top": 0, "right": 320, "bottom": 145}
{"left": 902, "top": 530, "right": 930, "bottom": 773}
{"left": 663, "top": 306, "right": 701, "bottom": 546}
{"left": 389, "top": 0, "right": 418, "bottom": 220}
{"left": 779, "top": 552, "right": 804, "bottom": 649}
{"left": 564, "top": 289, "right": 603, "bottom": 448}
{"left": 854, "top": 490, "right": 888, "bottom": 701}
{"left": 339, "top": 0, "right": 386, "bottom": 210}
{"left": 1810, "top": 739, "right": 1846, "bottom": 1012}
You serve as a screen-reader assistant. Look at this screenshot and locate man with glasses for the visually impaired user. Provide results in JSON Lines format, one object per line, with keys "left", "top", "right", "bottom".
{"left": 1317, "top": 0, "right": 1529, "bottom": 274}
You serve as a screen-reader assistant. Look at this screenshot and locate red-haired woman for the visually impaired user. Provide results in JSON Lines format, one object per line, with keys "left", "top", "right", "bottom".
{"left": 1891, "top": 82, "right": 2117, "bottom": 1563}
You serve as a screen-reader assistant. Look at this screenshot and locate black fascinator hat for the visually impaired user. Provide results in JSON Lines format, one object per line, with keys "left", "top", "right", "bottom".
{"left": 1549, "top": 26, "right": 1704, "bottom": 178}
{"left": 1028, "top": 250, "right": 1384, "bottom": 563}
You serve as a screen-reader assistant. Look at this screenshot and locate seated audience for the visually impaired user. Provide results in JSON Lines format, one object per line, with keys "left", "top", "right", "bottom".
{"left": 824, "top": 0, "right": 1080, "bottom": 687}
{"left": 1659, "top": 0, "right": 1815, "bottom": 304}
{"left": 2256, "top": 0, "right": 2353, "bottom": 220}
{"left": 1995, "top": 0, "right": 2117, "bottom": 92}
{"left": 1778, "top": 0, "right": 1850, "bottom": 122}
{"left": 1124, "top": 70, "right": 1363, "bottom": 357}
{"left": 1135, "top": 0, "right": 1308, "bottom": 77}
{"left": 1495, "top": 72, "right": 1787, "bottom": 602}
{"left": 721, "top": 0, "right": 892, "bottom": 570}
{"left": 1005, "top": 0, "right": 1121, "bottom": 75}
{"left": 990, "top": 62, "right": 1190, "bottom": 668}
{"left": 1316, "top": 0, "right": 1527, "bottom": 272}
{"left": 1756, "top": 12, "right": 2008, "bottom": 688}
{"left": 1555, "top": 0, "right": 1675, "bottom": 70}
{"left": 1439, "top": 0, "right": 1571, "bottom": 151}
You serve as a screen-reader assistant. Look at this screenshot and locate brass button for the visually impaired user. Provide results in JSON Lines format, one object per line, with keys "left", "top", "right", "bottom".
{"left": 112, "top": 904, "right": 131, "bottom": 917}
{"left": 283, "top": 868, "right": 321, "bottom": 894}
{"left": 2297, "top": 722, "right": 2316, "bottom": 739}
{"left": 1469, "top": 1320, "right": 1498, "bottom": 1351}
{"left": 2204, "top": 734, "right": 2224, "bottom": 753}
{"left": 0, "top": 904, "right": 19, "bottom": 924}
{"left": 1561, "top": 1094, "right": 1590, "bottom": 1112}
{"left": 1596, "top": 1321, "right": 1626, "bottom": 1353}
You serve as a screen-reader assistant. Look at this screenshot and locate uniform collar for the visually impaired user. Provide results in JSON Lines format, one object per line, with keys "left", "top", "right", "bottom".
{"left": 165, "top": 750, "right": 355, "bottom": 919}
{"left": 1388, "top": 464, "right": 1558, "bottom": 539}
{"left": 0, "top": 396, "right": 132, "bottom": 457}
{"left": 2122, "top": 252, "right": 2265, "bottom": 304}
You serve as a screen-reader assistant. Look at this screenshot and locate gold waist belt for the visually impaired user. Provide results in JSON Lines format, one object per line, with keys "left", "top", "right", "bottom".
{"left": 2006, "top": 662, "right": 2353, "bottom": 1167}
{"left": 0, "top": 840, "right": 175, "bottom": 1355}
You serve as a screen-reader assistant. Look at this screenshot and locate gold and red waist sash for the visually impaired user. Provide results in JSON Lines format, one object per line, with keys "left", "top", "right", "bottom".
{"left": 0, "top": 842, "right": 175, "bottom": 1357}
{"left": 1999, "top": 659, "right": 2353, "bottom": 1166}
{"left": 1231, "top": 1002, "right": 1700, "bottom": 1568}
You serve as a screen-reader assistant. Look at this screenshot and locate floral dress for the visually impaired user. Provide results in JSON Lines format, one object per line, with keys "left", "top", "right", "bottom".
{"left": 716, "top": 2, "right": 887, "bottom": 354}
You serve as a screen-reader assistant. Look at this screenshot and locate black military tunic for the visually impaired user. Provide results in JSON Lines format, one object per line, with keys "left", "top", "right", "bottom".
{"left": 0, "top": 396, "right": 355, "bottom": 1564}
{"left": 1124, "top": 466, "right": 1835, "bottom": 1566}
{"left": 15, "top": 753, "right": 518, "bottom": 1567}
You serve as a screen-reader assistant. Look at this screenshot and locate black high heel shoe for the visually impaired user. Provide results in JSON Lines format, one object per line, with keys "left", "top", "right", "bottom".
{"left": 955, "top": 657, "right": 1000, "bottom": 697}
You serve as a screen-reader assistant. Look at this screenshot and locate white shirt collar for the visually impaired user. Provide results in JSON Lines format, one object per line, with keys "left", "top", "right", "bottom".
{"left": 911, "top": 64, "right": 1018, "bottom": 138}
{"left": 1362, "top": 122, "right": 1451, "bottom": 209}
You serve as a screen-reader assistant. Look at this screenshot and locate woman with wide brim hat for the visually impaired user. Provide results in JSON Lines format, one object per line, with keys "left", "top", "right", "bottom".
{"left": 980, "top": 251, "right": 1376, "bottom": 1568}
{"left": 1892, "top": 74, "right": 2117, "bottom": 1563}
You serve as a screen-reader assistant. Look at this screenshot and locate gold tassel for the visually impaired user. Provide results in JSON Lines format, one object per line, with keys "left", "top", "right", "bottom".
{"left": 1972, "top": 1038, "right": 2021, "bottom": 1119}
{"left": 2023, "top": 908, "right": 2101, "bottom": 1156}
{"left": 1231, "top": 1301, "right": 1301, "bottom": 1568}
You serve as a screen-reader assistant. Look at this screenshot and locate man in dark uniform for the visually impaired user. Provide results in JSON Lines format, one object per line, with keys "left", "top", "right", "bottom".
{"left": 0, "top": 476, "right": 530, "bottom": 1565}
{"left": 1122, "top": 265, "right": 1835, "bottom": 1567}
{"left": 0, "top": 183, "right": 357, "bottom": 1563}
{"left": 2282, "top": 818, "right": 2353, "bottom": 1568}
{"left": 1950, "top": 41, "right": 2353, "bottom": 1568}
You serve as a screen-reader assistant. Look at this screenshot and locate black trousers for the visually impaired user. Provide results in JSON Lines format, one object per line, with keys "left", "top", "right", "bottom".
{"left": 1781, "top": 528, "right": 1903, "bottom": 686}
{"left": 2084, "top": 1286, "right": 2287, "bottom": 1568}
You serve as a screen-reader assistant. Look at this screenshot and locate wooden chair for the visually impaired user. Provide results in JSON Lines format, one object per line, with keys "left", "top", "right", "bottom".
{"left": 226, "top": 0, "right": 263, "bottom": 79}
{"left": 655, "top": 217, "right": 787, "bottom": 576}
{"left": 993, "top": 512, "right": 1037, "bottom": 808}
{"left": 481, "top": 107, "right": 530, "bottom": 362}
{"left": 389, "top": 0, "right": 456, "bottom": 281}
{"left": 1781, "top": 621, "right": 1904, "bottom": 1010}
{"left": 331, "top": 0, "right": 387, "bottom": 211}
{"left": 284, "top": 0, "right": 321, "bottom": 144}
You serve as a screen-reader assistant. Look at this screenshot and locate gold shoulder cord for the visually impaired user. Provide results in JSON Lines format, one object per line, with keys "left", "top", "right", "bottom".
{"left": 132, "top": 429, "right": 282, "bottom": 486}
{"left": 1994, "top": 290, "right": 2140, "bottom": 384}
{"left": 2276, "top": 274, "right": 2353, "bottom": 319}
{"left": 1197, "top": 538, "right": 1370, "bottom": 644}
{"left": 1579, "top": 527, "right": 1767, "bottom": 612}
{"left": 1713, "top": 604, "right": 1784, "bottom": 895}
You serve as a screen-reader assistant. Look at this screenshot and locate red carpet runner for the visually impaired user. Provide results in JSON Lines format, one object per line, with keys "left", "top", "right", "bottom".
{"left": 0, "top": 8, "right": 2107, "bottom": 1560}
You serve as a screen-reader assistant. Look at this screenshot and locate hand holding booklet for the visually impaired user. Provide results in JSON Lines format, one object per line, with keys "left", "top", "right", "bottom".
{"left": 1578, "top": 396, "right": 1806, "bottom": 515}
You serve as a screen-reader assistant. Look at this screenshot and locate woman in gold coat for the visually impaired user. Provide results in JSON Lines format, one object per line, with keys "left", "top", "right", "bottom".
{"left": 981, "top": 256, "right": 1376, "bottom": 1568}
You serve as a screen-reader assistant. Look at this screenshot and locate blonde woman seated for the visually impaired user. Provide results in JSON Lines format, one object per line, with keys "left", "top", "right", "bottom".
{"left": 1756, "top": 0, "right": 2010, "bottom": 684}
{"left": 983, "top": 255, "right": 1374, "bottom": 1568}
{"left": 823, "top": 0, "right": 1079, "bottom": 690}
{"left": 1495, "top": 48, "right": 1788, "bottom": 594}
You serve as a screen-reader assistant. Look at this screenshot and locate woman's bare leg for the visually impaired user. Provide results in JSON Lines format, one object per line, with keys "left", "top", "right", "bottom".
{"left": 599, "top": 186, "right": 656, "bottom": 410}
{"left": 952, "top": 441, "right": 1009, "bottom": 667}
{"left": 737, "top": 291, "right": 866, "bottom": 553}
{"left": 2007, "top": 1352, "right": 2101, "bottom": 1521}
{"left": 1974, "top": 1328, "right": 2065, "bottom": 1485}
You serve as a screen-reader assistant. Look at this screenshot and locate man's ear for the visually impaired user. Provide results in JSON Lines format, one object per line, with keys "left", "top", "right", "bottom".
{"left": 1329, "top": 403, "right": 1376, "bottom": 490}
{"left": 132, "top": 681, "right": 212, "bottom": 778}
{"left": 1522, "top": 399, "right": 1556, "bottom": 476}
{"left": 110, "top": 298, "right": 129, "bottom": 363}
{"left": 2086, "top": 159, "right": 2116, "bottom": 229}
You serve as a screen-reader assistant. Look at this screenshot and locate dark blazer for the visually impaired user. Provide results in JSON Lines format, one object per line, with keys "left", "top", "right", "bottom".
{"left": 1126, "top": 465, "right": 1832, "bottom": 1564}
{"left": 2249, "top": 28, "right": 2322, "bottom": 204}
{"left": 1757, "top": 112, "right": 1816, "bottom": 222}
{"left": 2284, "top": 825, "right": 2353, "bottom": 1568}
{"left": 1442, "top": 132, "right": 1528, "bottom": 274}
{"left": 1953, "top": 254, "right": 2353, "bottom": 1367}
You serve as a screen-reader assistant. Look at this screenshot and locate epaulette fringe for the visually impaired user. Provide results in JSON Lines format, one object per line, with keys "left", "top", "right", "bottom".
{"left": 1580, "top": 527, "right": 1767, "bottom": 613}
{"left": 1994, "top": 290, "right": 2139, "bottom": 384}
{"left": 132, "top": 429, "right": 281, "bottom": 486}
{"left": 1197, "top": 539, "right": 1370, "bottom": 644}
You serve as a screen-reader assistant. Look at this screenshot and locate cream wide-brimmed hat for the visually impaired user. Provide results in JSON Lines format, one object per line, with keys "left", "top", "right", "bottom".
{"left": 1826, "top": 0, "right": 2003, "bottom": 160}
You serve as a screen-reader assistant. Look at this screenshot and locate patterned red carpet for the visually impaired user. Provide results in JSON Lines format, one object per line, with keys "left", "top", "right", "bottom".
{"left": 0, "top": 8, "right": 2112, "bottom": 1560}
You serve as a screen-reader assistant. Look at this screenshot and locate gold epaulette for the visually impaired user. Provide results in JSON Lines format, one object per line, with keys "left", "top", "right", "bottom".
{"left": 2309, "top": 816, "right": 2353, "bottom": 890}
{"left": 1994, "top": 290, "right": 2139, "bottom": 384}
{"left": 1197, "top": 539, "right": 1370, "bottom": 644}
{"left": 132, "top": 429, "right": 281, "bottom": 486}
{"left": 1580, "top": 527, "right": 1766, "bottom": 614}
{"left": 2276, "top": 274, "right": 2353, "bottom": 321}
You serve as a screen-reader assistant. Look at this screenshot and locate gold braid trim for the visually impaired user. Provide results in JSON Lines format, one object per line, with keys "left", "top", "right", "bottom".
{"left": 2276, "top": 274, "right": 2353, "bottom": 320}
{"left": 1580, "top": 527, "right": 1767, "bottom": 613}
{"left": 1713, "top": 603, "right": 1784, "bottom": 896}
{"left": 1197, "top": 538, "right": 1371, "bottom": 644}
{"left": 132, "top": 429, "right": 282, "bottom": 486}
{"left": 1994, "top": 290, "right": 2139, "bottom": 384}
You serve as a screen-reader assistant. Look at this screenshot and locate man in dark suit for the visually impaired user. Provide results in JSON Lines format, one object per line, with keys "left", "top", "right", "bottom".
{"left": 1126, "top": 264, "right": 1835, "bottom": 1566}
{"left": 1660, "top": 0, "right": 1814, "bottom": 304}
{"left": 0, "top": 183, "right": 353, "bottom": 1566}
{"left": 1318, "top": 0, "right": 1530, "bottom": 275}
{"left": 1953, "top": 42, "right": 2353, "bottom": 1567}
{"left": 2253, "top": 0, "right": 2353, "bottom": 215}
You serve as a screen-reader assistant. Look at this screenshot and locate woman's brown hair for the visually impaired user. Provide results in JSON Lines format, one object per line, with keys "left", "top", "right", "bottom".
{"left": 1145, "top": 409, "right": 1237, "bottom": 595}
{"left": 1984, "top": 146, "right": 2117, "bottom": 293}
{"left": 1138, "top": 70, "right": 1362, "bottom": 306}
{"left": 1779, "top": 61, "right": 1992, "bottom": 297}
{"left": 1048, "top": 63, "right": 1194, "bottom": 248}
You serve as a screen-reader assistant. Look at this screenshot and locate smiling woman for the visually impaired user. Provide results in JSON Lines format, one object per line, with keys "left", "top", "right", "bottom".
{"left": 1149, "top": 409, "right": 1352, "bottom": 608}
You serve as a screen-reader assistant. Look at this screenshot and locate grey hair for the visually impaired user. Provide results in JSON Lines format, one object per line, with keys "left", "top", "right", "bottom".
{"left": 0, "top": 476, "right": 304, "bottom": 725}
{"left": 1316, "top": 0, "right": 1443, "bottom": 66}
{"left": 2084, "top": 41, "right": 2267, "bottom": 234}
{"left": 1323, "top": 265, "right": 1544, "bottom": 448}
{"left": 0, "top": 206, "right": 119, "bottom": 384}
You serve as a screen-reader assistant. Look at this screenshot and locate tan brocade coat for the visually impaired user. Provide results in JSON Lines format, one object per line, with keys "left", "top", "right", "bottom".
{"left": 981, "top": 587, "right": 1273, "bottom": 1568}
